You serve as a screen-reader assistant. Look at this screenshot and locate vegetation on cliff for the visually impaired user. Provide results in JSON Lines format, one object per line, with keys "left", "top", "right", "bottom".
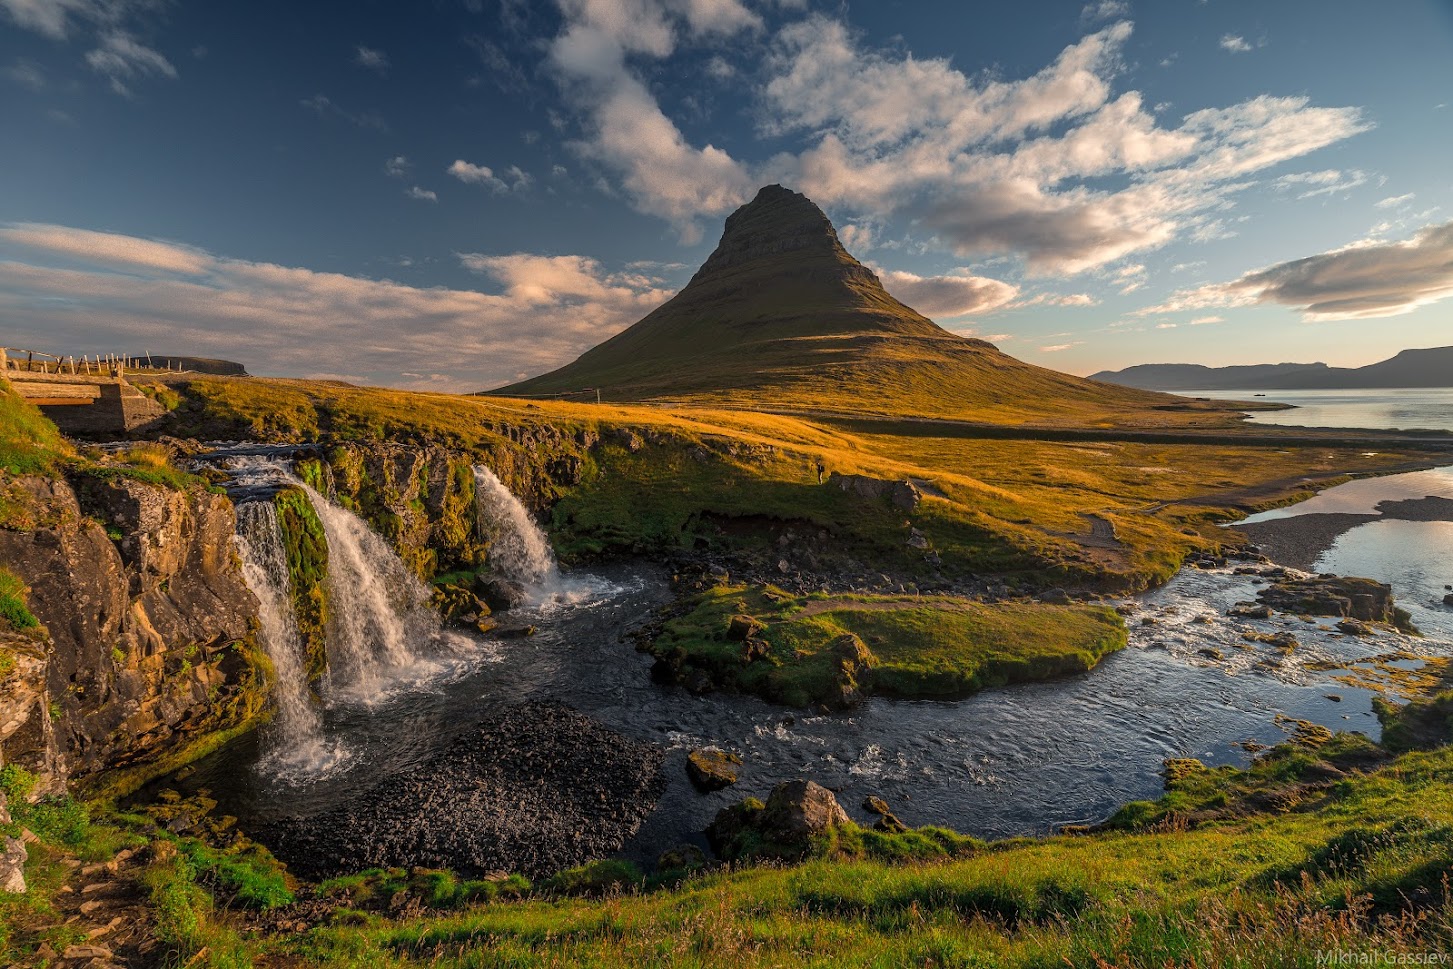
{"left": 649, "top": 584, "right": 1127, "bottom": 707}
{"left": 274, "top": 486, "right": 331, "bottom": 682}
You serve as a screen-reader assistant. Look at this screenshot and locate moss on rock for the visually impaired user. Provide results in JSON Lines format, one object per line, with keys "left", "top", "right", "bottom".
{"left": 273, "top": 486, "right": 329, "bottom": 682}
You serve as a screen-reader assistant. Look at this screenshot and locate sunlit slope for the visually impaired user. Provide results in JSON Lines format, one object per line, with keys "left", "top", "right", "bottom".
{"left": 494, "top": 185, "right": 1239, "bottom": 427}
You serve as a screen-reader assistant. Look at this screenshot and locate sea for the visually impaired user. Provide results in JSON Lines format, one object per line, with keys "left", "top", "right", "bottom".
{"left": 1189, "top": 387, "right": 1453, "bottom": 432}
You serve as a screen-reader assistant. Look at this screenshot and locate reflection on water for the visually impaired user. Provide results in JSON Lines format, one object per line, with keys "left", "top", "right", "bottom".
{"left": 1241, "top": 466, "right": 1453, "bottom": 523}
{"left": 1317, "top": 520, "right": 1453, "bottom": 642}
{"left": 1191, "top": 388, "right": 1453, "bottom": 433}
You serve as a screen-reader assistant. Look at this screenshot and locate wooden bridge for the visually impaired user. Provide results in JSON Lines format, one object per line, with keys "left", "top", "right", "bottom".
{"left": 2, "top": 347, "right": 167, "bottom": 436}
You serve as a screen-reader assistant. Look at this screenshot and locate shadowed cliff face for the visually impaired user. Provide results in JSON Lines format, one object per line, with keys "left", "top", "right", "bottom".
{"left": 0, "top": 474, "right": 267, "bottom": 794}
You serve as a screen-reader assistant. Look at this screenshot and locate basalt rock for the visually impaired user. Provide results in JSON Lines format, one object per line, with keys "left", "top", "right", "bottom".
{"left": 1258, "top": 575, "right": 1417, "bottom": 633}
{"left": 829, "top": 473, "right": 922, "bottom": 512}
{"left": 0, "top": 473, "right": 267, "bottom": 791}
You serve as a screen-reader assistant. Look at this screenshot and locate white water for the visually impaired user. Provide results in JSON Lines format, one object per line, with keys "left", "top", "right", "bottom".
{"left": 233, "top": 501, "right": 349, "bottom": 779}
{"left": 472, "top": 466, "right": 559, "bottom": 587}
{"left": 471, "top": 465, "right": 628, "bottom": 611}
{"left": 296, "top": 483, "right": 458, "bottom": 702}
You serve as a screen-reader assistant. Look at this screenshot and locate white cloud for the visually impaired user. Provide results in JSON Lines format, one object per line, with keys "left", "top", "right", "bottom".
{"left": 872, "top": 266, "right": 1020, "bottom": 318}
{"left": 0, "top": 222, "right": 678, "bottom": 391}
{"left": 0, "top": 0, "right": 158, "bottom": 40}
{"left": 1219, "top": 34, "right": 1253, "bottom": 53}
{"left": 1189, "top": 314, "right": 1223, "bottom": 324}
{"left": 85, "top": 30, "right": 175, "bottom": 95}
{"left": 299, "top": 94, "right": 389, "bottom": 131}
{"left": 1081, "top": 1, "right": 1129, "bottom": 23}
{"left": 355, "top": 45, "right": 389, "bottom": 74}
{"left": 1145, "top": 219, "right": 1453, "bottom": 321}
{"left": 448, "top": 159, "right": 531, "bottom": 193}
{"left": 1155, "top": 322, "right": 1177, "bottom": 328}
{"left": 405, "top": 186, "right": 437, "bottom": 202}
{"left": 384, "top": 155, "right": 411, "bottom": 178}
{"left": 5, "top": 59, "right": 45, "bottom": 89}
{"left": 759, "top": 22, "right": 1366, "bottom": 275}
{"left": 1376, "top": 193, "right": 1415, "bottom": 209}
{"left": 1038, "top": 343, "right": 1080, "bottom": 352}
{"left": 1273, "top": 168, "right": 1367, "bottom": 199}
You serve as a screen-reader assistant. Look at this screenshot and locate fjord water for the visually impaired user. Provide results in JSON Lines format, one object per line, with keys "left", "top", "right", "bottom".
{"left": 1194, "top": 387, "right": 1453, "bottom": 432}
{"left": 176, "top": 456, "right": 1452, "bottom": 855}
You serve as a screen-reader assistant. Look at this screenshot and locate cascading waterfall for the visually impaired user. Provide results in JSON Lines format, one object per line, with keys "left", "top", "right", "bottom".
{"left": 233, "top": 500, "right": 346, "bottom": 777}
{"left": 472, "top": 466, "right": 560, "bottom": 589}
{"left": 296, "top": 482, "right": 447, "bottom": 700}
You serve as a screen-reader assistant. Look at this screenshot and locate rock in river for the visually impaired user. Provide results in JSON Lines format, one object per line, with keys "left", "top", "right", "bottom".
{"left": 707, "top": 780, "right": 850, "bottom": 862}
{"left": 686, "top": 747, "right": 742, "bottom": 791}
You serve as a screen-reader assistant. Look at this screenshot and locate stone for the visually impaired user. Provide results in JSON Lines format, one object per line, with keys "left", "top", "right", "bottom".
{"left": 1038, "top": 589, "right": 1073, "bottom": 605}
{"left": 1258, "top": 575, "right": 1409, "bottom": 629}
{"left": 726, "top": 614, "right": 763, "bottom": 641}
{"left": 740, "top": 637, "right": 770, "bottom": 663}
{"left": 61, "top": 944, "right": 114, "bottom": 961}
{"left": 1336, "top": 618, "right": 1373, "bottom": 636}
{"left": 656, "top": 845, "right": 708, "bottom": 872}
{"left": 1, "top": 836, "right": 27, "bottom": 894}
{"left": 1444, "top": 593, "right": 1453, "bottom": 607}
{"left": 862, "top": 795, "right": 892, "bottom": 816}
{"left": 873, "top": 813, "right": 907, "bottom": 833}
{"left": 686, "top": 747, "right": 742, "bottom": 791}
{"left": 1229, "top": 602, "right": 1274, "bottom": 619}
{"left": 478, "top": 576, "right": 529, "bottom": 612}
{"left": 706, "top": 780, "right": 850, "bottom": 862}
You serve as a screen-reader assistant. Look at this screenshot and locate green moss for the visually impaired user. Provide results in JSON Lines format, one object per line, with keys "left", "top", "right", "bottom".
{"left": 651, "top": 585, "right": 1127, "bottom": 707}
{"left": 274, "top": 486, "right": 330, "bottom": 681}
{"left": 0, "top": 567, "right": 40, "bottom": 630}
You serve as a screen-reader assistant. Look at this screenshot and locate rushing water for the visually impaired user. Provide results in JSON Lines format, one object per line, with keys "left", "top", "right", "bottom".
{"left": 168, "top": 446, "right": 1453, "bottom": 862}
{"left": 473, "top": 465, "right": 559, "bottom": 588}
{"left": 1190, "top": 388, "right": 1453, "bottom": 432}
{"left": 233, "top": 502, "right": 348, "bottom": 779}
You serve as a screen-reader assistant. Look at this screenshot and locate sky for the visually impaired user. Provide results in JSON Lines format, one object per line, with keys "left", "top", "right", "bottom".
{"left": 1, "top": 0, "right": 1451, "bottom": 391}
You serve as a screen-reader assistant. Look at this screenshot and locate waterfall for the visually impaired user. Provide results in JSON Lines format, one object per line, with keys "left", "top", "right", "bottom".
{"left": 473, "top": 466, "right": 560, "bottom": 589}
{"left": 233, "top": 500, "right": 345, "bottom": 777}
{"left": 296, "top": 483, "right": 444, "bottom": 700}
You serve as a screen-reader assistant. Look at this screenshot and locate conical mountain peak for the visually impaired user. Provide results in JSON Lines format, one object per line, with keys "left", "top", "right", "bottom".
{"left": 495, "top": 185, "right": 1162, "bottom": 423}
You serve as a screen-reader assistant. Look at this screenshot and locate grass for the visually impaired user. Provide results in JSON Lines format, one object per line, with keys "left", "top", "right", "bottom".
{"left": 141, "top": 375, "right": 1428, "bottom": 595}
{"left": 649, "top": 584, "right": 1128, "bottom": 707}
{"left": 0, "top": 565, "right": 40, "bottom": 631}
{"left": 250, "top": 740, "right": 1453, "bottom": 968}
{"left": 0, "top": 376, "right": 73, "bottom": 475}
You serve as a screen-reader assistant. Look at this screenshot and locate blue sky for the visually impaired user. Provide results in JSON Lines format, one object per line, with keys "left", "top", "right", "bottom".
{"left": 2, "top": 0, "right": 1451, "bottom": 390}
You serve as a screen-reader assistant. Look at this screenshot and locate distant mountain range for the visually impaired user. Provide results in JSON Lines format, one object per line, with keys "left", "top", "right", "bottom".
{"left": 1090, "top": 347, "right": 1453, "bottom": 391}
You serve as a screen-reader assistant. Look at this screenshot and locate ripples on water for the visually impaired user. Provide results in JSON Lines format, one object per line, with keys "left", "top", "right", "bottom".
{"left": 166, "top": 453, "right": 1453, "bottom": 853}
{"left": 1191, "top": 388, "right": 1453, "bottom": 433}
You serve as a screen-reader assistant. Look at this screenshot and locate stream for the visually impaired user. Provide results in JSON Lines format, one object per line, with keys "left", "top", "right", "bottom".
{"left": 152, "top": 458, "right": 1453, "bottom": 864}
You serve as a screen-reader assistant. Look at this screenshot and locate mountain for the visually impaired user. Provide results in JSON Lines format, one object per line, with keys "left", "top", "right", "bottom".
{"left": 1091, "top": 347, "right": 1453, "bottom": 391}
{"left": 493, "top": 185, "right": 1200, "bottom": 425}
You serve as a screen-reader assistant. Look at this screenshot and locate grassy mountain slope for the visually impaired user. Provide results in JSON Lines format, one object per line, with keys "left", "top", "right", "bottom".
{"left": 493, "top": 186, "right": 1244, "bottom": 427}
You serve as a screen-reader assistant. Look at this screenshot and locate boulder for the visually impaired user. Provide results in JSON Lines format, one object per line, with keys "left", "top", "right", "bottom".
{"left": 706, "top": 780, "right": 850, "bottom": 862}
{"left": 1444, "top": 593, "right": 1453, "bottom": 607}
{"left": 740, "top": 637, "right": 770, "bottom": 663}
{"left": 1336, "top": 618, "right": 1372, "bottom": 637}
{"left": 478, "top": 576, "right": 529, "bottom": 612}
{"left": 686, "top": 747, "right": 742, "bottom": 791}
{"left": 827, "top": 473, "right": 922, "bottom": 512}
{"left": 726, "top": 614, "right": 763, "bottom": 641}
{"left": 1258, "top": 575, "right": 1414, "bottom": 631}
{"left": 1038, "top": 589, "right": 1073, "bottom": 605}
{"left": 656, "top": 844, "right": 707, "bottom": 873}
{"left": 861, "top": 795, "right": 892, "bottom": 816}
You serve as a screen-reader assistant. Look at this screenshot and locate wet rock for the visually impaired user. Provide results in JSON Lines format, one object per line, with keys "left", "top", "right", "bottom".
{"left": 1336, "top": 618, "right": 1373, "bottom": 636}
{"left": 686, "top": 747, "right": 742, "bottom": 791}
{"left": 1258, "top": 575, "right": 1414, "bottom": 631}
{"left": 262, "top": 702, "right": 665, "bottom": 880}
{"left": 1444, "top": 593, "right": 1453, "bottom": 607}
{"left": 494, "top": 625, "right": 537, "bottom": 639}
{"left": 707, "top": 780, "right": 850, "bottom": 862}
{"left": 1197, "top": 647, "right": 1224, "bottom": 661}
{"left": 479, "top": 576, "right": 529, "bottom": 612}
{"left": 1229, "top": 602, "right": 1274, "bottom": 619}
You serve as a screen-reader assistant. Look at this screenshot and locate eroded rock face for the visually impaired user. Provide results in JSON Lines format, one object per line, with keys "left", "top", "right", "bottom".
{"left": 0, "top": 474, "right": 266, "bottom": 789}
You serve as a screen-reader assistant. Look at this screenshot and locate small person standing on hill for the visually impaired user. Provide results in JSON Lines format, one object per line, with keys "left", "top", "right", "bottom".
{"left": 815, "top": 460, "right": 826, "bottom": 484}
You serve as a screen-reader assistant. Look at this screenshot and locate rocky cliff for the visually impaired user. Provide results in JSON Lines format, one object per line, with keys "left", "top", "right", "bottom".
{"left": 0, "top": 472, "right": 268, "bottom": 796}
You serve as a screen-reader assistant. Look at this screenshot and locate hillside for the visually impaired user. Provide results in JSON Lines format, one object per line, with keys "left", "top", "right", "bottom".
{"left": 1092, "top": 346, "right": 1453, "bottom": 391}
{"left": 494, "top": 186, "right": 1241, "bottom": 428}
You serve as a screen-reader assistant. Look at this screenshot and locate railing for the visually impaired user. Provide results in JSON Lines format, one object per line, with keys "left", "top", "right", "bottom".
{"left": 0, "top": 347, "right": 189, "bottom": 376}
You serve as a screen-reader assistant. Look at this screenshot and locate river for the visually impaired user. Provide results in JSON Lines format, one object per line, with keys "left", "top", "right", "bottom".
{"left": 157, "top": 463, "right": 1453, "bottom": 859}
